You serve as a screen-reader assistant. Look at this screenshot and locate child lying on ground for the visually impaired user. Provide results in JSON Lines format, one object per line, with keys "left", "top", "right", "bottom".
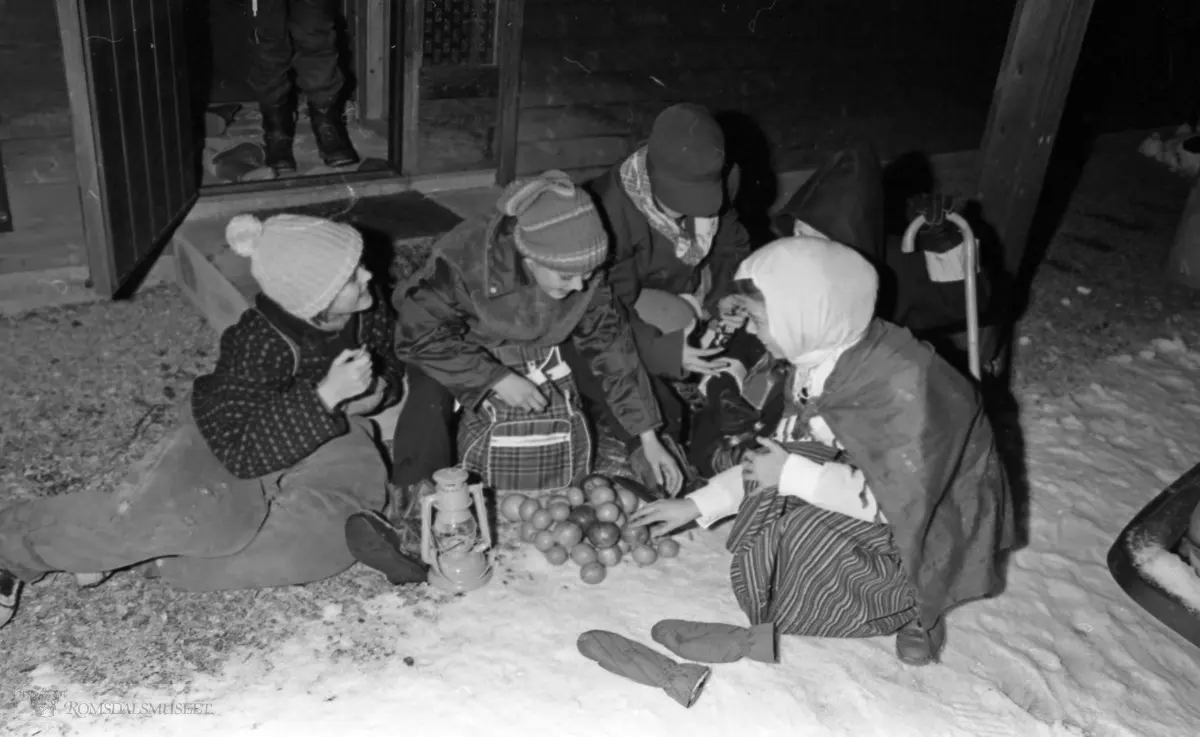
{"left": 0, "top": 213, "right": 423, "bottom": 629}
{"left": 392, "top": 170, "right": 682, "bottom": 496}
{"left": 629, "top": 236, "right": 1014, "bottom": 665}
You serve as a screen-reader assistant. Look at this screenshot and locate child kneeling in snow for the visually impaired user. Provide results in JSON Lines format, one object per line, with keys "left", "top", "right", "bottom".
{"left": 392, "top": 170, "right": 682, "bottom": 496}
{"left": 0, "top": 214, "right": 426, "bottom": 629}
{"left": 629, "top": 236, "right": 1014, "bottom": 665}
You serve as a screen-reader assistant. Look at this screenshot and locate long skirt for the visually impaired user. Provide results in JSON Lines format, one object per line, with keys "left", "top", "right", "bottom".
{"left": 727, "top": 489, "right": 916, "bottom": 638}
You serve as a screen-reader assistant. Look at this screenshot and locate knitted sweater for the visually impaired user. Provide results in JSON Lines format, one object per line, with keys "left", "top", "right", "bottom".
{"left": 191, "top": 290, "right": 404, "bottom": 479}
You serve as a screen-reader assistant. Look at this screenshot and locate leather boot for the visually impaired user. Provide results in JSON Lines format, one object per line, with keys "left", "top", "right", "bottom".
{"left": 895, "top": 617, "right": 946, "bottom": 666}
{"left": 308, "top": 101, "right": 360, "bottom": 167}
{"left": 261, "top": 103, "right": 298, "bottom": 174}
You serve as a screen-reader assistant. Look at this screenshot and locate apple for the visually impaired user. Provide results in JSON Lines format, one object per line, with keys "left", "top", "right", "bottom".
{"left": 533, "top": 530, "right": 557, "bottom": 552}
{"left": 519, "top": 521, "right": 539, "bottom": 543}
{"left": 615, "top": 487, "right": 640, "bottom": 516}
{"left": 570, "top": 543, "right": 598, "bottom": 566}
{"left": 579, "top": 562, "right": 607, "bottom": 584}
{"left": 656, "top": 538, "right": 681, "bottom": 558}
{"left": 567, "top": 504, "right": 598, "bottom": 530}
{"left": 530, "top": 509, "right": 553, "bottom": 531}
{"left": 588, "top": 486, "right": 617, "bottom": 507}
{"left": 596, "top": 545, "right": 622, "bottom": 567}
{"left": 582, "top": 475, "right": 611, "bottom": 493}
{"left": 500, "top": 494, "right": 528, "bottom": 523}
{"left": 553, "top": 521, "right": 584, "bottom": 549}
{"left": 622, "top": 524, "right": 650, "bottom": 548}
{"left": 586, "top": 522, "right": 622, "bottom": 549}
{"left": 631, "top": 545, "right": 658, "bottom": 566}
{"left": 594, "top": 502, "right": 622, "bottom": 523}
{"left": 544, "top": 544, "right": 569, "bottom": 565}
{"left": 565, "top": 486, "right": 586, "bottom": 506}
{"left": 548, "top": 502, "right": 572, "bottom": 522}
{"left": 519, "top": 498, "right": 541, "bottom": 522}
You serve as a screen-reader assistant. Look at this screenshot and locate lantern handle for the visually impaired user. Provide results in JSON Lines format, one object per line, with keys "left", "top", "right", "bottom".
{"left": 420, "top": 494, "right": 437, "bottom": 569}
{"left": 470, "top": 483, "right": 493, "bottom": 551}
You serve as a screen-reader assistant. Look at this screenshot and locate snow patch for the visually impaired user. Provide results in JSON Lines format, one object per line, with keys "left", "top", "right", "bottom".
{"left": 1132, "top": 539, "right": 1200, "bottom": 614}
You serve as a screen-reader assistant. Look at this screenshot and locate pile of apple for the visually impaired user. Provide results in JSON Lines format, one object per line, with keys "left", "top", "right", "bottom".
{"left": 499, "top": 474, "right": 680, "bottom": 585}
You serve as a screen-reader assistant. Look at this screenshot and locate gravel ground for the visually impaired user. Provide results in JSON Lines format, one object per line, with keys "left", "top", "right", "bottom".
{"left": 1, "top": 138, "right": 1197, "bottom": 708}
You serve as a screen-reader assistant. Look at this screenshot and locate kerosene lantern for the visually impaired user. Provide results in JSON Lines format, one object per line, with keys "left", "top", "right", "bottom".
{"left": 420, "top": 467, "right": 494, "bottom": 593}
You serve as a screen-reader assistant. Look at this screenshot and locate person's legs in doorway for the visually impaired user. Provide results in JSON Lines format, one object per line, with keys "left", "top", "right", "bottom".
{"left": 248, "top": 0, "right": 299, "bottom": 173}
{"left": 290, "top": 0, "right": 358, "bottom": 166}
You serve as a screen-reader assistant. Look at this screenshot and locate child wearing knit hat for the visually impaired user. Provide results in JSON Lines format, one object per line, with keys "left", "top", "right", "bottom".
{"left": 392, "top": 170, "right": 683, "bottom": 495}
{"left": 0, "top": 214, "right": 432, "bottom": 629}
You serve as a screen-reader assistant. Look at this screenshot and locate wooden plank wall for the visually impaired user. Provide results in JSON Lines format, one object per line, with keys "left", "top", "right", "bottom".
{"left": 512, "top": 0, "right": 1013, "bottom": 180}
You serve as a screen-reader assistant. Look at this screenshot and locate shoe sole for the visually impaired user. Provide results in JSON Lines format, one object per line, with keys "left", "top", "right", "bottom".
{"left": 345, "top": 513, "right": 426, "bottom": 585}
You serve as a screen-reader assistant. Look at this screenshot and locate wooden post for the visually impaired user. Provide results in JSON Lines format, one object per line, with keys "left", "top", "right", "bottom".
{"left": 399, "top": 0, "right": 425, "bottom": 175}
{"left": 975, "top": 0, "right": 1096, "bottom": 277}
{"left": 494, "top": 0, "right": 525, "bottom": 186}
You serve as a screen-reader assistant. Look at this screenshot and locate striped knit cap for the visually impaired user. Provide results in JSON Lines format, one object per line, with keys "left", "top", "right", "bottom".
{"left": 495, "top": 170, "right": 608, "bottom": 274}
{"left": 225, "top": 213, "right": 363, "bottom": 319}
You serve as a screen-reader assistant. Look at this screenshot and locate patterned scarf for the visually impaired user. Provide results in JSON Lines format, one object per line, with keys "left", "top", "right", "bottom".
{"left": 619, "top": 147, "right": 719, "bottom": 266}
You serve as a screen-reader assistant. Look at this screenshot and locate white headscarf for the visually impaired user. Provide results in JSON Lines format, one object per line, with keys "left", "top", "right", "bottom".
{"left": 734, "top": 235, "right": 878, "bottom": 374}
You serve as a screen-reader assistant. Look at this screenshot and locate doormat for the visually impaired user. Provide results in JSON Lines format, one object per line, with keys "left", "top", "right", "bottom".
{"left": 252, "top": 191, "right": 465, "bottom": 287}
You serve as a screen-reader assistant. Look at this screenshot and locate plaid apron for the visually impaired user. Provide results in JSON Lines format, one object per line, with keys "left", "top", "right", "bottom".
{"left": 459, "top": 346, "right": 592, "bottom": 495}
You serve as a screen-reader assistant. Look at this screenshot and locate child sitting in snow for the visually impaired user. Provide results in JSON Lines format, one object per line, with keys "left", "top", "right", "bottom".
{"left": 392, "top": 170, "right": 682, "bottom": 496}
{"left": 629, "top": 236, "right": 1014, "bottom": 665}
{"left": 0, "top": 213, "right": 427, "bottom": 629}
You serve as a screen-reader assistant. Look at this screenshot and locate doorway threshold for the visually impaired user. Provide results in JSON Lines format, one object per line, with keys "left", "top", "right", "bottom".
{"left": 189, "top": 168, "right": 497, "bottom": 223}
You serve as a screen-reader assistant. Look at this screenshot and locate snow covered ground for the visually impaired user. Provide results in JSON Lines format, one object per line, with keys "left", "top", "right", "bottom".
{"left": 11, "top": 338, "right": 1200, "bottom": 737}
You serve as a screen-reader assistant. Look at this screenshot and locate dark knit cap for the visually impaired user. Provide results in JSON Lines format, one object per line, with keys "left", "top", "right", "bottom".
{"left": 646, "top": 104, "right": 726, "bottom": 217}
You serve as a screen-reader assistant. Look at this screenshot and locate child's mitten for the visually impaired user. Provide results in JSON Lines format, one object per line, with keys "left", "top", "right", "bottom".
{"left": 651, "top": 619, "right": 776, "bottom": 664}
{"left": 577, "top": 630, "right": 711, "bottom": 707}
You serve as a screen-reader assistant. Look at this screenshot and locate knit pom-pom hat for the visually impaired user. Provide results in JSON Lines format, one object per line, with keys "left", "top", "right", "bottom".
{"left": 225, "top": 213, "right": 364, "bottom": 319}
{"left": 495, "top": 170, "right": 608, "bottom": 274}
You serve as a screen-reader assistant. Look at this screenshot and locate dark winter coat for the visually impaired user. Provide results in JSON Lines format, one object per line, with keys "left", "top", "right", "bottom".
{"left": 586, "top": 164, "right": 753, "bottom": 379}
{"left": 391, "top": 216, "right": 662, "bottom": 439}
{"left": 812, "top": 318, "right": 1014, "bottom": 625}
{"left": 772, "top": 144, "right": 993, "bottom": 338}
{"left": 191, "top": 288, "right": 404, "bottom": 479}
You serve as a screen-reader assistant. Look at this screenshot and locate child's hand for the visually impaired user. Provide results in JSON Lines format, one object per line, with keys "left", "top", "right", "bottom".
{"left": 716, "top": 295, "right": 747, "bottom": 331}
{"left": 318, "top": 348, "right": 374, "bottom": 412}
{"left": 343, "top": 377, "right": 388, "bottom": 416}
{"left": 742, "top": 437, "right": 789, "bottom": 491}
{"left": 491, "top": 373, "right": 547, "bottom": 413}
{"left": 628, "top": 499, "right": 701, "bottom": 536}
{"left": 682, "top": 344, "right": 726, "bottom": 375}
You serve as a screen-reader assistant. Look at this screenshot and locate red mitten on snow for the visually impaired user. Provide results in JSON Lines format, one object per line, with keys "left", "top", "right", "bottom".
{"left": 651, "top": 619, "right": 777, "bottom": 664}
{"left": 577, "top": 630, "right": 711, "bottom": 708}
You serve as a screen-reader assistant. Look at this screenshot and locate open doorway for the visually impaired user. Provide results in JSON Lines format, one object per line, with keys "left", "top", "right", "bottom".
{"left": 197, "top": 0, "right": 392, "bottom": 187}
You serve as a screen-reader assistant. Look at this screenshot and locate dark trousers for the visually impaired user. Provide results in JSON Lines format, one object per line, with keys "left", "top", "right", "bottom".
{"left": 561, "top": 340, "right": 687, "bottom": 448}
{"left": 0, "top": 403, "right": 387, "bottom": 592}
{"left": 390, "top": 365, "right": 457, "bottom": 489}
{"left": 249, "top": 0, "right": 344, "bottom": 108}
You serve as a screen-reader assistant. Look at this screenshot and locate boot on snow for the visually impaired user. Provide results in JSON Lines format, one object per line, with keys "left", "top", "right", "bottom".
{"left": 345, "top": 512, "right": 425, "bottom": 585}
{"left": 577, "top": 629, "right": 711, "bottom": 708}
{"left": 308, "top": 102, "right": 359, "bottom": 167}
{"left": 895, "top": 617, "right": 946, "bottom": 666}
{"left": 651, "top": 619, "right": 777, "bottom": 664}
{"left": 0, "top": 569, "right": 21, "bottom": 629}
{"left": 261, "top": 103, "right": 298, "bottom": 174}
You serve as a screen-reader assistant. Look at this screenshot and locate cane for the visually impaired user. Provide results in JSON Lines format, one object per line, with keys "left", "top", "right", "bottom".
{"left": 901, "top": 208, "right": 981, "bottom": 381}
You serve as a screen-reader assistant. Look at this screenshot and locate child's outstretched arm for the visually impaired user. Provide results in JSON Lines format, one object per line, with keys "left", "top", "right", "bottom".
{"left": 392, "top": 257, "right": 512, "bottom": 411}
{"left": 776, "top": 448, "right": 881, "bottom": 523}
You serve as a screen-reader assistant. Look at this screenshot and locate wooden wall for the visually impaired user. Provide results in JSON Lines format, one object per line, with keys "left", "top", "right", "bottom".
{"left": 510, "top": 0, "right": 1200, "bottom": 181}
{"left": 512, "top": 0, "right": 1014, "bottom": 179}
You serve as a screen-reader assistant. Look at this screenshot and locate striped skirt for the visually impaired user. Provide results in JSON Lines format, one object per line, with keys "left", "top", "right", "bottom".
{"left": 727, "top": 489, "right": 916, "bottom": 638}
